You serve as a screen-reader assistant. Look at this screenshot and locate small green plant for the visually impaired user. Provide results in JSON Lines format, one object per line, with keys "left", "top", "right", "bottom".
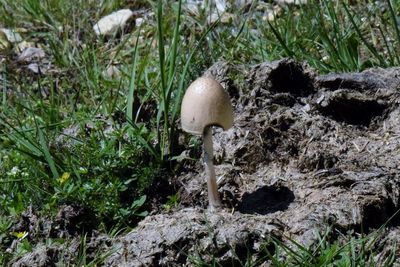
{"left": 162, "top": 193, "right": 180, "bottom": 212}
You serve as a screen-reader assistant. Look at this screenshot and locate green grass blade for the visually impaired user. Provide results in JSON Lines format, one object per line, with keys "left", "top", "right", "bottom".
{"left": 156, "top": 0, "right": 169, "bottom": 159}
{"left": 126, "top": 29, "right": 141, "bottom": 122}
{"left": 157, "top": 0, "right": 166, "bottom": 93}
{"left": 167, "top": 0, "right": 182, "bottom": 85}
{"left": 1, "top": 69, "right": 6, "bottom": 109}
{"left": 387, "top": 0, "right": 400, "bottom": 55}
{"left": 0, "top": 118, "right": 43, "bottom": 156}
{"left": 165, "top": 0, "right": 183, "bottom": 143}
{"left": 267, "top": 20, "right": 295, "bottom": 58}
{"left": 37, "top": 124, "right": 59, "bottom": 179}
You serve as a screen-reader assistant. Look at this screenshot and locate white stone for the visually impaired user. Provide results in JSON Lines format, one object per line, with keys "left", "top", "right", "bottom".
{"left": 207, "top": 12, "right": 236, "bottom": 25}
{"left": 17, "top": 47, "right": 45, "bottom": 62}
{"left": 0, "top": 31, "right": 11, "bottom": 51}
{"left": 186, "top": 0, "right": 206, "bottom": 15}
{"left": 262, "top": 6, "right": 282, "bottom": 22}
{"left": 93, "top": 9, "right": 134, "bottom": 36}
{"left": 215, "top": 0, "right": 227, "bottom": 13}
{"left": 207, "top": 12, "right": 219, "bottom": 25}
{"left": 275, "top": 0, "right": 307, "bottom": 5}
{"left": 14, "top": 41, "right": 35, "bottom": 54}
{"left": 0, "top": 28, "right": 22, "bottom": 43}
{"left": 135, "top": 17, "right": 145, "bottom": 27}
{"left": 220, "top": 13, "right": 236, "bottom": 24}
{"left": 103, "top": 65, "right": 121, "bottom": 80}
{"left": 27, "top": 63, "right": 40, "bottom": 74}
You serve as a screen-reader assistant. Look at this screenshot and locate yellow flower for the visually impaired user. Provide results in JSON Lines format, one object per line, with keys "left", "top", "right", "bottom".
{"left": 12, "top": 231, "right": 28, "bottom": 239}
{"left": 58, "top": 172, "right": 70, "bottom": 184}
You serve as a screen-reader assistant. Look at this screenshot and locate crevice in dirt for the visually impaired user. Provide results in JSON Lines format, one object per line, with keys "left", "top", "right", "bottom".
{"left": 268, "top": 61, "right": 315, "bottom": 97}
{"left": 317, "top": 91, "right": 387, "bottom": 126}
{"left": 144, "top": 169, "right": 180, "bottom": 213}
{"left": 245, "top": 59, "right": 316, "bottom": 110}
{"left": 360, "top": 200, "right": 400, "bottom": 232}
{"left": 49, "top": 204, "right": 98, "bottom": 238}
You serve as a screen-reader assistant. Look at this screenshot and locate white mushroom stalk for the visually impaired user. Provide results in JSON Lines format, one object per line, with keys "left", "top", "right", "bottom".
{"left": 203, "top": 126, "right": 221, "bottom": 209}
{"left": 181, "top": 77, "right": 233, "bottom": 211}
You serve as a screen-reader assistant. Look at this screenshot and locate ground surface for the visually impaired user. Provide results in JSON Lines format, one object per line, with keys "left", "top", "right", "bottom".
{"left": 8, "top": 59, "right": 400, "bottom": 266}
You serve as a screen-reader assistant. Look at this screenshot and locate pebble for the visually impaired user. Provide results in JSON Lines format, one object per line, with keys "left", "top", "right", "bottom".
{"left": 0, "top": 31, "right": 11, "bottom": 51}
{"left": 275, "top": 0, "right": 307, "bottom": 5}
{"left": 17, "top": 47, "right": 45, "bottom": 62}
{"left": 135, "top": 17, "right": 145, "bottom": 27}
{"left": 103, "top": 65, "right": 121, "bottom": 80}
{"left": 0, "top": 28, "right": 23, "bottom": 52}
{"left": 0, "top": 28, "right": 22, "bottom": 43}
{"left": 93, "top": 9, "right": 134, "bottom": 37}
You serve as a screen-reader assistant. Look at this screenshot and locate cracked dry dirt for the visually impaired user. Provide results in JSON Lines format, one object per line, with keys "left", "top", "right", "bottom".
{"left": 11, "top": 59, "right": 400, "bottom": 266}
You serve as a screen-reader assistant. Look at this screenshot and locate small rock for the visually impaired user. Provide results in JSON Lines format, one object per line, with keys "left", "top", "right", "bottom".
{"left": 207, "top": 12, "right": 236, "bottom": 25}
{"left": 221, "top": 12, "right": 236, "bottom": 24}
{"left": 275, "top": 0, "right": 307, "bottom": 5}
{"left": 215, "top": 0, "right": 253, "bottom": 13}
{"left": 208, "top": 12, "right": 219, "bottom": 25}
{"left": 262, "top": 5, "right": 282, "bottom": 21}
{"left": 26, "top": 63, "right": 51, "bottom": 75}
{"left": 0, "top": 31, "right": 11, "bottom": 51}
{"left": 103, "top": 65, "right": 121, "bottom": 80}
{"left": 135, "top": 17, "right": 145, "bottom": 27}
{"left": 14, "top": 41, "right": 35, "bottom": 53}
{"left": 27, "top": 63, "right": 40, "bottom": 74}
{"left": 215, "top": 0, "right": 227, "bottom": 13}
{"left": 93, "top": 9, "right": 134, "bottom": 37}
{"left": 17, "top": 47, "right": 45, "bottom": 62}
{"left": 0, "top": 28, "right": 22, "bottom": 43}
{"left": 186, "top": 0, "right": 206, "bottom": 15}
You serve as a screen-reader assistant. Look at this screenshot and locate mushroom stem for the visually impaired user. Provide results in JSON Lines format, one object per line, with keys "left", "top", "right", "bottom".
{"left": 203, "top": 126, "right": 221, "bottom": 210}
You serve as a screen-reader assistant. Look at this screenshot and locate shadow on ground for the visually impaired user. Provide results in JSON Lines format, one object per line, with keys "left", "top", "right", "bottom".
{"left": 237, "top": 184, "right": 295, "bottom": 215}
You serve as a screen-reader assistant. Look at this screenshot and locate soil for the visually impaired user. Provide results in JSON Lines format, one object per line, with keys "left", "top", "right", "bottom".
{"left": 8, "top": 59, "right": 400, "bottom": 266}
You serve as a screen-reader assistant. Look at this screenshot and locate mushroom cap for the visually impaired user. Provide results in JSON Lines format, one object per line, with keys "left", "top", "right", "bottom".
{"left": 181, "top": 77, "right": 234, "bottom": 135}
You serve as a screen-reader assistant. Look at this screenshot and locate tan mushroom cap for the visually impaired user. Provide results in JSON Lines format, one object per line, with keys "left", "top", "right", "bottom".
{"left": 181, "top": 77, "right": 234, "bottom": 135}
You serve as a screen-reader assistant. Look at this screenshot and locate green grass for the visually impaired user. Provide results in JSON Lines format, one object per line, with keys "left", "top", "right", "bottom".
{"left": 0, "top": 0, "right": 399, "bottom": 264}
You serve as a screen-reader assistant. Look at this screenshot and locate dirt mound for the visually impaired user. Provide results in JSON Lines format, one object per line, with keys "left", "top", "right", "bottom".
{"left": 107, "top": 208, "right": 282, "bottom": 266}
{"left": 8, "top": 59, "right": 400, "bottom": 266}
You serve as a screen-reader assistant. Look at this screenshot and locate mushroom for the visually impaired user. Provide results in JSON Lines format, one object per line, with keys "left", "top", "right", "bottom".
{"left": 181, "top": 77, "right": 234, "bottom": 210}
